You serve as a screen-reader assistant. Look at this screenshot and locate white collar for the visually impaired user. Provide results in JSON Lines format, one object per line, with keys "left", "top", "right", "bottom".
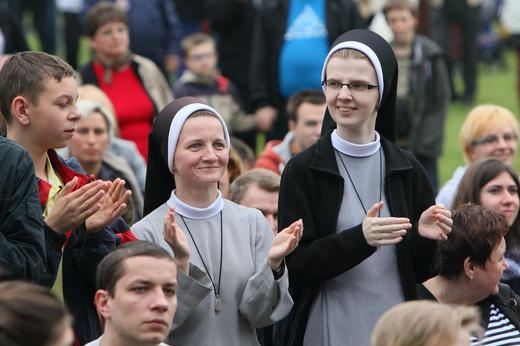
{"left": 166, "top": 190, "right": 224, "bottom": 219}
{"left": 331, "top": 130, "right": 381, "bottom": 157}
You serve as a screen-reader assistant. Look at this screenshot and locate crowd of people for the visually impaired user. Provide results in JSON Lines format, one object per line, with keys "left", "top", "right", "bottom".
{"left": 1, "top": 0, "right": 520, "bottom": 346}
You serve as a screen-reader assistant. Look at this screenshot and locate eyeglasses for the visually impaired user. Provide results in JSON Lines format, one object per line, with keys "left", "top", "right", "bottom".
{"left": 321, "top": 80, "right": 379, "bottom": 94}
{"left": 188, "top": 52, "right": 216, "bottom": 62}
{"left": 471, "top": 132, "right": 518, "bottom": 146}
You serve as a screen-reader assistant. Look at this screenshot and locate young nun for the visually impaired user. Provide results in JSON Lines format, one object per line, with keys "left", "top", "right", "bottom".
{"left": 278, "top": 29, "right": 453, "bottom": 346}
{"left": 131, "top": 97, "right": 303, "bottom": 345}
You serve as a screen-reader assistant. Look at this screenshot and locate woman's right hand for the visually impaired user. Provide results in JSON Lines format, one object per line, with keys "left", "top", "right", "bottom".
{"left": 163, "top": 206, "right": 190, "bottom": 273}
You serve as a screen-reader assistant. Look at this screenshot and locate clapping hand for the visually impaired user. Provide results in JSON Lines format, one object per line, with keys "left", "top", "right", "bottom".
{"left": 268, "top": 219, "right": 303, "bottom": 270}
{"left": 418, "top": 204, "right": 452, "bottom": 241}
{"left": 163, "top": 206, "right": 190, "bottom": 273}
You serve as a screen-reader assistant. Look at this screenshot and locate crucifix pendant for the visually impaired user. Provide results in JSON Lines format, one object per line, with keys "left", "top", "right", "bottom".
{"left": 214, "top": 295, "right": 222, "bottom": 312}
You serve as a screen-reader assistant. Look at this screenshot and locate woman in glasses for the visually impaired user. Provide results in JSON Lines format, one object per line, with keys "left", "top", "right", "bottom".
{"left": 436, "top": 104, "right": 519, "bottom": 209}
{"left": 278, "top": 29, "right": 452, "bottom": 346}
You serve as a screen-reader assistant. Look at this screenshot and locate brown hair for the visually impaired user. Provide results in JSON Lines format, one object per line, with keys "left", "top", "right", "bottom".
{"left": 439, "top": 203, "right": 508, "bottom": 280}
{"left": 96, "top": 241, "right": 174, "bottom": 297}
{"left": 286, "top": 89, "right": 326, "bottom": 122}
{"left": 382, "top": 0, "right": 419, "bottom": 19}
{"left": 83, "top": 2, "right": 128, "bottom": 38}
{"left": 0, "top": 51, "right": 75, "bottom": 123}
{"left": 180, "top": 32, "right": 216, "bottom": 57}
{"left": 0, "top": 281, "right": 71, "bottom": 346}
{"left": 229, "top": 168, "right": 280, "bottom": 203}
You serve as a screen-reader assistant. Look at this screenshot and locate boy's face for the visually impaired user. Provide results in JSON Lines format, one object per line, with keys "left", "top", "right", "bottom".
{"left": 385, "top": 8, "right": 417, "bottom": 47}
{"left": 24, "top": 76, "right": 81, "bottom": 149}
{"left": 97, "top": 256, "right": 178, "bottom": 345}
{"left": 184, "top": 41, "right": 218, "bottom": 78}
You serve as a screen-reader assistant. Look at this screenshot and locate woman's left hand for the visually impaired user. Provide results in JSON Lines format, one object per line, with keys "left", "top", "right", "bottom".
{"left": 418, "top": 204, "right": 452, "bottom": 241}
{"left": 268, "top": 219, "right": 303, "bottom": 270}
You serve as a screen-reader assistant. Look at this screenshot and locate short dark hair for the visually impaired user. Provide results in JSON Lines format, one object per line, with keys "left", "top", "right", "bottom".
{"left": 0, "top": 281, "right": 70, "bottom": 346}
{"left": 180, "top": 32, "right": 215, "bottom": 57}
{"left": 0, "top": 51, "right": 75, "bottom": 123}
{"left": 83, "top": 1, "right": 128, "bottom": 38}
{"left": 229, "top": 168, "right": 280, "bottom": 204}
{"left": 382, "top": 0, "right": 419, "bottom": 19}
{"left": 286, "top": 89, "right": 326, "bottom": 122}
{"left": 96, "top": 241, "right": 174, "bottom": 297}
{"left": 439, "top": 203, "right": 508, "bottom": 280}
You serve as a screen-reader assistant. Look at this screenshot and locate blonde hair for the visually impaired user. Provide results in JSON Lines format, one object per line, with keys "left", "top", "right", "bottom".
{"left": 371, "top": 300, "right": 482, "bottom": 346}
{"left": 460, "top": 104, "right": 519, "bottom": 163}
{"left": 78, "top": 84, "right": 120, "bottom": 136}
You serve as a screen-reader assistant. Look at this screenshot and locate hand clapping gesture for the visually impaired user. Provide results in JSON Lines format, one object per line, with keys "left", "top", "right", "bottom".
{"left": 362, "top": 201, "right": 412, "bottom": 248}
{"left": 86, "top": 178, "right": 132, "bottom": 234}
{"left": 268, "top": 219, "right": 303, "bottom": 270}
{"left": 163, "top": 206, "right": 190, "bottom": 274}
{"left": 417, "top": 204, "right": 452, "bottom": 241}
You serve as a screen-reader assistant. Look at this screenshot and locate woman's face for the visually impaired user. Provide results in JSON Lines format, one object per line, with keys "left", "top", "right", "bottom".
{"left": 479, "top": 171, "right": 520, "bottom": 227}
{"left": 68, "top": 112, "right": 110, "bottom": 167}
{"left": 467, "top": 125, "right": 518, "bottom": 165}
{"left": 324, "top": 56, "right": 380, "bottom": 142}
{"left": 48, "top": 318, "right": 74, "bottom": 346}
{"left": 173, "top": 116, "right": 228, "bottom": 189}
{"left": 88, "top": 21, "right": 129, "bottom": 61}
{"left": 472, "top": 237, "right": 509, "bottom": 298}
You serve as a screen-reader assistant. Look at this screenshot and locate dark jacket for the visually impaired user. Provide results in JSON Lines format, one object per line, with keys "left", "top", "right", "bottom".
{"left": 0, "top": 137, "right": 45, "bottom": 281}
{"left": 418, "top": 283, "right": 520, "bottom": 332}
{"left": 39, "top": 149, "right": 137, "bottom": 346}
{"left": 398, "top": 35, "right": 450, "bottom": 159}
{"left": 249, "top": 0, "right": 365, "bottom": 111}
{"left": 0, "top": 7, "right": 29, "bottom": 54}
{"left": 279, "top": 131, "right": 440, "bottom": 345}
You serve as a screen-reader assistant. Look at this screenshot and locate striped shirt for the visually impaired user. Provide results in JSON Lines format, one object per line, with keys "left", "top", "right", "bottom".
{"left": 471, "top": 303, "right": 520, "bottom": 345}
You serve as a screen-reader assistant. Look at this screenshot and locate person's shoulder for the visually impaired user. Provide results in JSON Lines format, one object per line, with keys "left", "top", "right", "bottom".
{"left": 0, "top": 136, "right": 28, "bottom": 154}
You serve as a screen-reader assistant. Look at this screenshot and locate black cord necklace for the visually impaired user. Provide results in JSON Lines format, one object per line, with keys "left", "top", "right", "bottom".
{"left": 180, "top": 211, "right": 223, "bottom": 312}
{"left": 335, "top": 148, "right": 383, "bottom": 216}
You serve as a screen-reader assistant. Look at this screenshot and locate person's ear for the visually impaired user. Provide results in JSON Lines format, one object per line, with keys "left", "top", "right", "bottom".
{"left": 463, "top": 257, "right": 476, "bottom": 282}
{"left": 288, "top": 120, "right": 296, "bottom": 132}
{"left": 464, "top": 145, "right": 476, "bottom": 162}
{"left": 95, "top": 289, "right": 112, "bottom": 320}
{"left": 11, "top": 96, "right": 31, "bottom": 125}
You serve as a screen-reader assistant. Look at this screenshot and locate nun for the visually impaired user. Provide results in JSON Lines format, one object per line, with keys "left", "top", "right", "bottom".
{"left": 131, "top": 97, "right": 302, "bottom": 345}
{"left": 278, "top": 29, "right": 453, "bottom": 346}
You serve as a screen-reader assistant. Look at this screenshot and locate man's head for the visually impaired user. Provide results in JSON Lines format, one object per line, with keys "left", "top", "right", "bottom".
{"left": 287, "top": 89, "right": 326, "bottom": 154}
{"left": 181, "top": 32, "right": 218, "bottom": 78}
{"left": 229, "top": 168, "right": 280, "bottom": 234}
{"left": 95, "top": 241, "right": 178, "bottom": 346}
{"left": 383, "top": 0, "right": 418, "bottom": 46}
{"left": 0, "top": 51, "right": 75, "bottom": 125}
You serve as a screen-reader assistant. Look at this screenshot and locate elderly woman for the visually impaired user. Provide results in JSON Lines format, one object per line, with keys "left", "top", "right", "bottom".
{"left": 68, "top": 100, "right": 144, "bottom": 225}
{"left": 77, "top": 2, "right": 173, "bottom": 161}
{"left": 436, "top": 104, "right": 519, "bottom": 209}
{"left": 131, "top": 97, "right": 303, "bottom": 345}
{"left": 420, "top": 203, "right": 520, "bottom": 345}
{"left": 452, "top": 157, "right": 520, "bottom": 293}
